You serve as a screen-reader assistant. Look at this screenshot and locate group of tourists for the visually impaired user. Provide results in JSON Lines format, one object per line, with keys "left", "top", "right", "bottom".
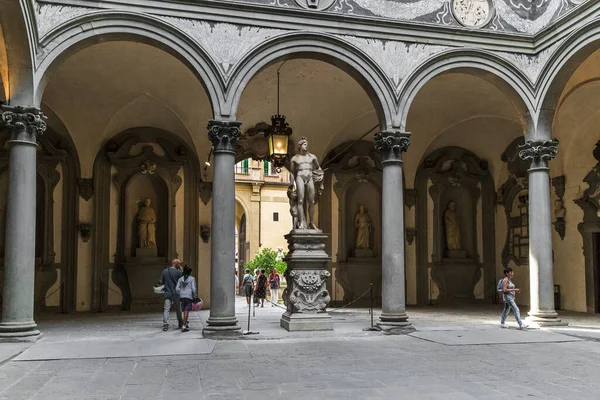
{"left": 159, "top": 258, "right": 525, "bottom": 332}
{"left": 159, "top": 258, "right": 200, "bottom": 332}
{"left": 241, "top": 268, "right": 281, "bottom": 307}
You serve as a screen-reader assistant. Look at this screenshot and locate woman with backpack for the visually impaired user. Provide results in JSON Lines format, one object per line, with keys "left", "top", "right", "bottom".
{"left": 499, "top": 267, "right": 528, "bottom": 330}
{"left": 242, "top": 268, "right": 254, "bottom": 307}
{"left": 176, "top": 264, "right": 198, "bottom": 332}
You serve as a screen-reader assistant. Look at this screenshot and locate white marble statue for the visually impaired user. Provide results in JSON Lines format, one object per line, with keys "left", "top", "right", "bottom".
{"left": 444, "top": 200, "right": 462, "bottom": 251}
{"left": 137, "top": 198, "right": 157, "bottom": 248}
{"left": 354, "top": 204, "right": 372, "bottom": 249}
{"left": 289, "top": 137, "right": 324, "bottom": 229}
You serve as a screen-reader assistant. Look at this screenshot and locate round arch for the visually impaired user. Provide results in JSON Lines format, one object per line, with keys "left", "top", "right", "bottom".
{"left": 397, "top": 49, "right": 535, "bottom": 134}
{"left": 225, "top": 32, "right": 396, "bottom": 130}
{"left": 33, "top": 11, "right": 224, "bottom": 116}
{"left": 235, "top": 195, "right": 251, "bottom": 228}
{"left": 0, "top": 0, "right": 36, "bottom": 104}
{"left": 537, "top": 20, "right": 600, "bottom": 136}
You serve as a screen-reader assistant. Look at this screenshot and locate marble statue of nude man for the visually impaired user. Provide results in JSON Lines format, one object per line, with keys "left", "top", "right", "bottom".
{"left": 289, "top": 137, "right": 323, "bottom": 230}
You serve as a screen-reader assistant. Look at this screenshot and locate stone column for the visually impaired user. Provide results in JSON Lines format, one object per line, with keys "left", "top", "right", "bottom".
{"left": 203, "top": 120, "right": 241, "bottom": 337}
{"left": 0, "top": 105, "right": 46, "bottom": 338}
{"left": 518, "top": 139, "right": 565, "bottom": 326}
{"left": 374, "top": 130, "right": 413, "bottom": 332}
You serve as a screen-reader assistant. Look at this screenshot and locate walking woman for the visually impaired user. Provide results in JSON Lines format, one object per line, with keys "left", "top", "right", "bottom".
{"left": 255, "top": 269, "right": 268, "bottom": 308}
{"left": 500, "top": 267, "right": 528, "bottom": 330}
{"left": 242, "top": 268, "right": 253, "bottom": 307}
{"left": 268, "top": 269, "right": 281, "bottom": 306}
{"left": 176, "top": 264, "right": 197, "bottom": 332}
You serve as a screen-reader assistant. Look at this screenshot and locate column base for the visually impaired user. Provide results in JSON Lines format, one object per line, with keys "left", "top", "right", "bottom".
{"left": 526, "top": 311, "right": 568, "bottom": 327}
{"left": 203, "top": 316, "right": 241, "bottom": 338}
{"left": 280, "top": 311, "right": 333, "bottom": 332}
{"left": 377, "top": 312, "right": 414, "bottom": 334}
{"left": 0, "top": 321, "right": 41, "bottom": 341}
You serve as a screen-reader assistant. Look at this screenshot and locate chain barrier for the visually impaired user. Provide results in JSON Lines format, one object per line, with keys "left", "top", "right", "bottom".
{"left": 263, "top": 297, "right": 287, "bottom": 310}
{"left": 330, "top": 287, "right": 372, "bottom": 310}
{"left": 255, "top": 286, "right": 373, "bottom": 312}
{"left": 429, "top": 279, "right": 498, "bottom": 302}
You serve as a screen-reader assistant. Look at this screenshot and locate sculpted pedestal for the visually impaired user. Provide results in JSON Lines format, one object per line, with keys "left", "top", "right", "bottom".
{"left": 123, "top": 254, "right": 164, "bottom": 311}
{"left": 280, "top": 230, "right": 333, "bottom": 331}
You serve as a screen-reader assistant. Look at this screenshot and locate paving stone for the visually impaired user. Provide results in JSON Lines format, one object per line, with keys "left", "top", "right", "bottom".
{"left": 0, "top": 298, "right": 598, "bottom": 399}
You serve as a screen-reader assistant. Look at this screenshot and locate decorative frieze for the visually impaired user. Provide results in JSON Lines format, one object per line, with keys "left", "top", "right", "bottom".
{"left": 493, "top": 0, "right": 562, "bottom": 34}
{"left": 207, "top": 120, "right": 242, "bottom": 154}
{"left": 36, "top": 3, "right": 96, "bottom": 38}
{"left": 495, "top": 41, "right": 561, "bottom": 83}
{"left": 161, "top": 18, "right": 285, "bottom": 76}
{"left": 340, "top": 36, "right": 449, "bottom": 90}
{"left": 518, "top": 139, "right": 559, "bottom": 170}
{"left": 350, "top": 0, "right": 447, "bottom": 21}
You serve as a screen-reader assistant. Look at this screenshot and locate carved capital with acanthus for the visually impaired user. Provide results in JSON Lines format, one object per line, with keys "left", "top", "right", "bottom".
{"left": 207, "top": 120, "right": 242, "bottom": 154}
{"left": 0, "top": 105, "right": 47, "bottom": 145}
{"left": 374, "top": 130, "right": 411, "bottom": 164}
{"left": 518, "top": 139, "right": 559, "bottom": 170}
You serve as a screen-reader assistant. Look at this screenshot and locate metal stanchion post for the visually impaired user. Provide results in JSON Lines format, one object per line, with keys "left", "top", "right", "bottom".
{"left": 98, "top": 282, "right": 104, "bottom": 313}
{"left": 368, "top": 284, "right": 371, "bottom": 316}
{"left": 428, "top": 276, "right": 433, "bottom": 306}
{"left": 243, "top": 294, "right": 259, "bottom": 336}
{"left": 363, "top": 283, "right": 381, "bottom": 331}
{"left": 60, "top": 283, "right": 67, "bottom": 314}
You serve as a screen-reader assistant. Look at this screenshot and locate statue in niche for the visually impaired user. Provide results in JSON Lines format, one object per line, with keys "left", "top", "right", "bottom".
{"left": 444, "top": 201, "right": 462, "bottom": 251}
{"left": 137, "top": 198, "right": 157, "bottom": 248}
{"left": 289, "top": 137, "right": 324, "bottom": 229}
{"left": 354, "top": 204, "right": 372, "bottom": 249}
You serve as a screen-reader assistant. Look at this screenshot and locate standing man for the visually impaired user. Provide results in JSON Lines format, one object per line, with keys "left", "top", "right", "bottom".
{"left": 159, "top": 259, "right": 183, "bottom": 331}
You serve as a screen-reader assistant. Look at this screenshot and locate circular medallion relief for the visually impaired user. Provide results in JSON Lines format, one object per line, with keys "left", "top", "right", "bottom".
{"left": 293, "top": 0, "right": 336, "bottom": 11}
{"left": 451, "top": 0, "right": 495, "bottom": 28}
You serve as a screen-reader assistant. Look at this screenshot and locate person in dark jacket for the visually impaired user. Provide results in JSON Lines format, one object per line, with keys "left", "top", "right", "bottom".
{"left": 159, "top": 259, "right": 183, "bottom": 331}
{"left": 176, "top": 265, "right": 198, "bottom": 332}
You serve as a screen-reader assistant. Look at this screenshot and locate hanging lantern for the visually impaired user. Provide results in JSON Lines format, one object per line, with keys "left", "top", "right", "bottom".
{"left": 266, "top": 114, "right": 292, "bottom": 170}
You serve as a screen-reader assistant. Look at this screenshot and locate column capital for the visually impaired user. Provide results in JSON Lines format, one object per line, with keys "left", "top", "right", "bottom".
{"left": 207, "top": 120, "right": 241, "bottom": 154}
{"left": 518, "top": 139, "right": 559, "bottom": 170}
{"left": 0, "top": 105, "right": 46, "bottom": 145}
{"left": 374, "top": 130, "right": 411, "bottom": 164}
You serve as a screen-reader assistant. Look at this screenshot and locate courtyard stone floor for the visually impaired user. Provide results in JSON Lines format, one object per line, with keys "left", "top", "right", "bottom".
{"left": 0, "top": 297, "right": 599, "bottom": 399}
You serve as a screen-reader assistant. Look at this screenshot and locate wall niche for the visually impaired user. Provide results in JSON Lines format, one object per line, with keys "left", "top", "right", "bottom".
{"left": 416, "top": 147, "right": 496, "bottom": 305}
{"left": 326, "top": 140, "right": 383, "bottom": 306}
{"left": 93, "top": 128, "right": 200, "bottom": 311}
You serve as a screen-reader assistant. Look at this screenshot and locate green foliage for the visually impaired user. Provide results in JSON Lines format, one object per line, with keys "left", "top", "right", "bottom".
{"left": 245, "top": 248, "right": 287, "bottom": 275}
